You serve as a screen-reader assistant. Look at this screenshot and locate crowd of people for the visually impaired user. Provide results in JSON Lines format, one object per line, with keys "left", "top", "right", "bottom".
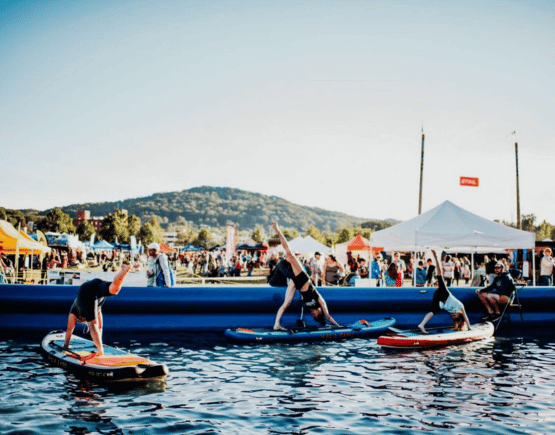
{"left": 2, "top": 239, "right": 555, "bottom": 291}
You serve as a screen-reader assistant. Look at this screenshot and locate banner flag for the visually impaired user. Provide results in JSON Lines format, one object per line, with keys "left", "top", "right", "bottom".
{"left": 460, "top": 176, "right": 479, "bottom": 187}
{"left": 225, "top": 225, "right": 236, "bottom": 263}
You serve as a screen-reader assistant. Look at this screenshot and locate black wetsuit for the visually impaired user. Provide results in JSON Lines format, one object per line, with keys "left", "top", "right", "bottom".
{"left": 292, "top": 271, "right": 322, "bottom": 310}
{"left": 69, "top": 279, "right": 113, "bottom": 322}
{"left": 268, "top": 259, "right": 295, "bottom": 287}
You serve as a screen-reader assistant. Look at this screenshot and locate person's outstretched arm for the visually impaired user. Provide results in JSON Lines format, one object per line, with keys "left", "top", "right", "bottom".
{"left": 317, "top": 295, "right": 341, "bottom": 327}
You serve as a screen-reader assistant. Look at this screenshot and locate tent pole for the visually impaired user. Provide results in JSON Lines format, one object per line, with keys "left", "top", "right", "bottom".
{"left": 413, "top": 250, "right": 417, "bottom": 286}
{"left": 532, "top": 250, "right": 536, "bottom": 286}
{"left": 471, "top": 250, "right": 474, "bottom": 286}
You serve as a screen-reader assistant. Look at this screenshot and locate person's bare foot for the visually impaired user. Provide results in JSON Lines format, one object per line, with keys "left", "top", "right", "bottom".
{"left": 418, "top": 325, "right": 429, "bottom": 334}
{"left": 273, "top": 325, "right": 287, "bottom": 331}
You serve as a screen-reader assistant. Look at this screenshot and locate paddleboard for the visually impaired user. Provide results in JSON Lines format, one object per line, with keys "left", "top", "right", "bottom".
{"left": 41, "top": 331, "right": 169, "bottom": 383}
{"left": 224, "top": 318, "right": 396, "bottom": 344}
{"left": 377, "top": 322, "right": 494, "bottom": 349}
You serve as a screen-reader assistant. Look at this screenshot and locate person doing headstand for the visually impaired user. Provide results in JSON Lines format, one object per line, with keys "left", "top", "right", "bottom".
{"left": 418, "top": 250, "right": 471, "bottom": 333}
{"left": 272, "top": 222, "right": 341, "bottom": 331}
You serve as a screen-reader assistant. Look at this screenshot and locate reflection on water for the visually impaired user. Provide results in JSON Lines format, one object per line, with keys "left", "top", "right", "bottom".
{"left": 1, "top": 329, "right": 555, "bottom": 434}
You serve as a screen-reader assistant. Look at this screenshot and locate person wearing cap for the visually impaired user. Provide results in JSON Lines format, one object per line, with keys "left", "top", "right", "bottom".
{"left": 370, "top": 253, "right": 384, "bottom": 286}
{"left": 146, "top": 242, "right": 172, "bottom": 287}
{"left": 271, "top": 222, "right": 341, "bottom": 331}
{"left": 310, "top": 252, "right": 324, "bottom": 286}
{"left": 476, "top": 261, "right": 516, "bottom": 322}
{"left": 425, "top": 257, "right": 436, "bottom": 287}
{"left": 64, "top": 264, "right": 133, "bottom": 355}
{"left": 418, "top": 250, "right": 471, "bottom": 333}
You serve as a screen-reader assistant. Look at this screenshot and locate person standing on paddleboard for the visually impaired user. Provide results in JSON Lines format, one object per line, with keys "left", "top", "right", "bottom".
{"left": 63, "top": 264, "right": 133, "bottom": 355}
{"left": 271, "top": 222, "right": 341, "bottom": 331}
{"left": 418, "top": 250, "right": 471, "bottom": 333}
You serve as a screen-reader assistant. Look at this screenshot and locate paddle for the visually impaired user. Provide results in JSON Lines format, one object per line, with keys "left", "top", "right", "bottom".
{"left": 495, "top": 285, "right": 524, "bottom": 331}
{"left": 51, "top": 341, "right": 97, "bottom": 364}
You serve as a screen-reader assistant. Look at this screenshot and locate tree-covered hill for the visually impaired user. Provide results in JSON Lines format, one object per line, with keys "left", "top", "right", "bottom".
{"left": 52, "top": 186, "right": 395, "bottom": 232}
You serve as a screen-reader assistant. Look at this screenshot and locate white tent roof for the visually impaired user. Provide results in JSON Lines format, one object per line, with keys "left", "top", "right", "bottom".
{"left": 270, "top": 236, "right": 332, "bottom": 257}
{"left": 370, "top": 200, "right": 535, "bottom": 251}
{"left": 289, "top": 235, "right": 332, "bottom": 255}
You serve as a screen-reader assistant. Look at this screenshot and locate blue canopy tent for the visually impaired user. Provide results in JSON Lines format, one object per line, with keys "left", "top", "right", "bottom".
{"left": 92, "top": 240, "right": 114, "bottom": 250}
{"left": 182, "top": 243, "right": 203, "bottom": 252}
{"left": 236, "top": 242, "right": 268, "bottom": 251}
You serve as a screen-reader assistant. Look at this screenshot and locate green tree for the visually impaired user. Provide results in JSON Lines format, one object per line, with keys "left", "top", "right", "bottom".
{"left": 282, "top": 228, "right": 298, "bottom": 240}
{"left": 138, "top": 216, "right": 164, "bottom": 246}
{"left": 127, "top": 215, "right": 141, "bottom": 238}
{"left": 99, "top": 210, "right": 129, "bottom": 243}
{"left": 252, "top": 224, "right": 266, "bottom": 244}
{"left": 194, "top": 228, "right": 213, "bottom": 249}
{"left": 536, "top": 220, "right": 554, "bottom": 241}
{"left": 306, "top": 225, "right": 323, "bottom": 243}
{"left": 336, "top": 227, "right": 355, "bottom": 244}
{"left": 0, "top": 207, "right": 7, "bottom": 220}
{"left": 177, "top": 227, "right": 196, "bottom": 246}
{"left": 38, "top": 207, "right": 76, "bottom": 233}
{"left": 76, "top": 220, "right": 95, "bottom": 241}
{"left": 6, "top": 210, "right": 26, "bottom": 227}
{"left": 521, "top": 214, "right": 537, "bottom": 233}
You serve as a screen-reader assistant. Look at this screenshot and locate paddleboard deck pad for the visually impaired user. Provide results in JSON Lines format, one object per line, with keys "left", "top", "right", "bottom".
{"left": 41, "top": 331, "right": 168, "bottom": 383}
{"left": 224, "top": 318, "right": 396, "bottom": 344}
{"left": 377, "top": 322, "right": 494, "bottom": 349}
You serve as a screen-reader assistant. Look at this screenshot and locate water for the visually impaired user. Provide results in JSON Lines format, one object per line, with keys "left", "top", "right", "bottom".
{"left": 2, "top": 329, "right": 555, "bottom": 434}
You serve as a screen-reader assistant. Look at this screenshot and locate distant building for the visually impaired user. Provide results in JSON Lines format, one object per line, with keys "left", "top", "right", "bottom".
{"left": 74, "top": 210, "right": 104, "bottom": 232}
{"left": 163, "top": 231, "right": 178, "bottom": 247}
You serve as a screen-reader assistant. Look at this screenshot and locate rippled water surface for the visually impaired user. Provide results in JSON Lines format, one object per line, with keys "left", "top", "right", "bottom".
{"left": 2, "top": 328, "right": 555, "bottom": 434}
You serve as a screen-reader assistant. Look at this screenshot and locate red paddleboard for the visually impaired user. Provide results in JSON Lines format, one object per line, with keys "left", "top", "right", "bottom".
{"left": 377, "top": 322, "right": 494, "bottom": 349}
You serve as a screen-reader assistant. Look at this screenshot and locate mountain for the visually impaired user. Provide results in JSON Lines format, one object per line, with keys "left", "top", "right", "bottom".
{"left": 53, "top": 186, "right": 396, "bottom": 232}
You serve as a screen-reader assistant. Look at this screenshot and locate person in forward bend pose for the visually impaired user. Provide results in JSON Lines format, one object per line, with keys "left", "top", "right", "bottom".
{"left": 64, "top": 264, "right": 133, "bottom": 355}
{"left": 418, "top": 251, "right": 471, "bottom": 333}
{"left": 272, "top": 222, "right": 341, "bottom": 331}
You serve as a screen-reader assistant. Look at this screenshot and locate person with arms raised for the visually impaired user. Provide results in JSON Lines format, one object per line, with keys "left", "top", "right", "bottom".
{"left": 272, "top": 222, "right": 341, "bottom": 331}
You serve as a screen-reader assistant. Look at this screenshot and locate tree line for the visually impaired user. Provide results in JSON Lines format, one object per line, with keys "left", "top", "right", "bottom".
{"left": 3, "top": 205, "right": 553, "bottom": 250}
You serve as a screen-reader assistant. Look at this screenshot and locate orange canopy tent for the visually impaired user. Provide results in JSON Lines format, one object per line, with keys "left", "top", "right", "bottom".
{"left": 160, "top": 242, "right": 176, "bottom": 253}
{"left": 347, "top": 234, "right": 383, "bottom": 255}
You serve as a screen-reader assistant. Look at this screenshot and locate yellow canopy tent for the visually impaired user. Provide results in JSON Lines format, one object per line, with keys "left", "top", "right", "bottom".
{"left": 0, "top": 220, "right": 51, "bottom": 255}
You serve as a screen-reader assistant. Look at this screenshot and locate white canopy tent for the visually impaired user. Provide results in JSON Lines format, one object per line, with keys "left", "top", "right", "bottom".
{"left": 288, "top": 236, "right": 332, "bottom": 256}
{"left": 268, "top": 236, "right": 332, "bottom": 258}
{"left": 370, "top": 200, "right": 536, "bottom": 284}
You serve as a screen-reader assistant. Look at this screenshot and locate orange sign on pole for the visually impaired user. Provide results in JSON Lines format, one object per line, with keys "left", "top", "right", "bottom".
{"left": 460, "top": 176, "right": 479, "bottom": 187}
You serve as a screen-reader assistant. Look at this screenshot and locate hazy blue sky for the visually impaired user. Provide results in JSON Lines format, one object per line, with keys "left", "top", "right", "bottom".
{"left": 1, "top": 0, "right": 553, "bottom": 225}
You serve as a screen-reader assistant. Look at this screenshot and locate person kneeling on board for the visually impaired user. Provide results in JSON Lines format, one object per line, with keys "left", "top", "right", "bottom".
{"left": 271, "top": 222, "right": 341, "bottom": 331}
{"left": 64, "top": 264, "right": 133, "bottom": 355}
{"left": 418, "top": 251, "right": 471, "bottom": 334}
{"left": 475, "top": 261, "right": 515, "bottom": 322}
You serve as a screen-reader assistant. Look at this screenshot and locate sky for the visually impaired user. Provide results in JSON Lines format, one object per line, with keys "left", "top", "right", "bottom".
{"left": 1, "top": 0, "right": 554, "bottom": 226}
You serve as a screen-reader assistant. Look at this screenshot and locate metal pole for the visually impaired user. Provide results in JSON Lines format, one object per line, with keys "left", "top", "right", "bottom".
{"left": 418, "top": 129, "right": 425, "bottom": 215}
{"left": 515, "top": 142, "right": 521, "bottom": 229}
